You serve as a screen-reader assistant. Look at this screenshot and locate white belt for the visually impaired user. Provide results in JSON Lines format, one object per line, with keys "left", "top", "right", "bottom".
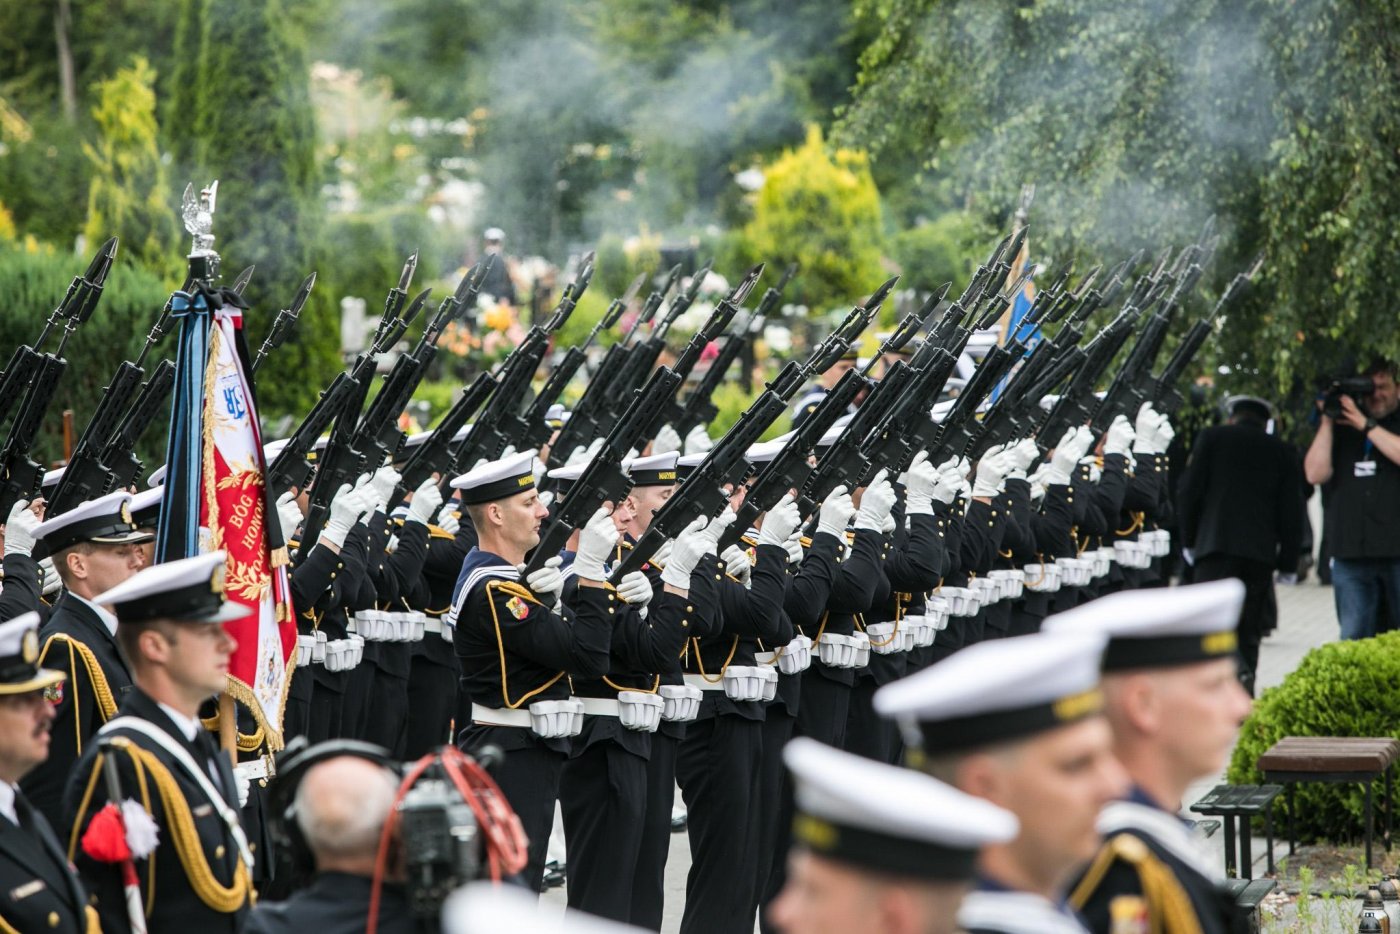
{"left": 470, "top": 703, "right": 533, "bottom": 728}
{"left": 234, "top": 759, "right": 270, "bottom": 782}
{"left": 578, "top": 697, "right": 620, "bottom": 717}
{"left": 682, "top": 673, "right": 726, "bottom": 692}
{"left": 423, "top": 617, "right": 443, "bottom": 634}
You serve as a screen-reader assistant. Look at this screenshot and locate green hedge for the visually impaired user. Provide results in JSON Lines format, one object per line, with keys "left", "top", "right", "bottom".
{"left": 1227, "top": 632, "right": 1400, "bottom": 843}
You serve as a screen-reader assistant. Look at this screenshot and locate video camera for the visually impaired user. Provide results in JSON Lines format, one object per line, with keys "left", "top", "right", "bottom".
{"left": 1322, "top": 375, "right": 1376, "bottom": 419}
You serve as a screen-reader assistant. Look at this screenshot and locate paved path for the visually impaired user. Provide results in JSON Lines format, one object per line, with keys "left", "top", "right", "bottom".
{"left": 539, "top": 574, "right": 1348, "bottom": 931}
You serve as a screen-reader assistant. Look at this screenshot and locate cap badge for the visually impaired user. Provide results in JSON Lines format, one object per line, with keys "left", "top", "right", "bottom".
{"left": 210, "top": 563, "right": 226, "bottom": 595}
{"left": 21, "top": 629, "right": 38, "bottom": 665}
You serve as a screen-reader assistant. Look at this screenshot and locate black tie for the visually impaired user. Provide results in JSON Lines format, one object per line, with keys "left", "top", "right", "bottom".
{"left": 194, "top": 730, "right": 227, "bottom": 794}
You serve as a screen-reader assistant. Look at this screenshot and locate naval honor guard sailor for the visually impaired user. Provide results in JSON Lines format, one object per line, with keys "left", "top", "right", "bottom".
{"left": 875, "top": 631, "right": 1128, "bottom": 934}
{"left": 1044, "top": 580, "right": 1254, "bottom": 934}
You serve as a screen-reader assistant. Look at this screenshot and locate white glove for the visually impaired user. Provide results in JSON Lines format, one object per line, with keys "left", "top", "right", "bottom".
{"left": 662, "top": 517, "right": 710, "bottom": 589}
{"left": 720, "top": 543, "right": 752, "bottom": 585}
{"left": 1046, "top": 426, "right": 1086, "bottom": 486}
{"left": 407, "top": 477, "right": 444, "bottom": 525}
{"left": 231, "top": 762, "right": 256, "bottom": 808}
{"left": 275, "top": 492, "right": 303, "bottom": 544}
{"left": 652, "top": 423, "right": 682, "bottom": 455}
{"left": 38, "top": 557, "right": 60, "bottom": 597}
{"left": 1103, "top": 416, "right": 1135, "bottom": 457}
{"left": 683, "top": 424, "right": 714, "bottom": 456}
{"left": 351, "top": 472, "right": 382, "bottom": 525}
{"left": 651, "top": 538, "right": 673, "bottom": 568}
{"left": 972, "top": 452, "right": 1010, "bottom": 499}
{"left": 1080, "top": 455, "right": 1103, "bottom": 483}
{"left": 757, "top": 493, "right": 801, "bottom": 548}
{"left": 1027, "top": 462, "right": 1051, "bottom": 500}
{"left": 367, "top": 465, "right": 401, "bottom": 512}
{"left": 817, "top": 485, "right": 855, "bottom": 538}
{"left": 521, "top": 556, "right": 564, "bottom": 609}
{"left": 322, "top": 483, "right": 370, "bottom": 548}
{"left": 1275, "top": 571, "right": 1298, "bottom": 586}
{"left": 854, "top": 470, "right": 896, "bottom": 532}
{"left": 902, "top": 452, "right": 940, "bottom": 516}
{"left": 1134, "top": 403, "right": 1160, "bottom": 446}
{"left": 783, "top": 528, "right": 804, "bottom": 564}
{"left": 436, "top": 502, "right": 461, "bottom": 535}
{"left": 4, "top": 500, "right": 40, "bottom": 558}
{"left": 1156, "top": 417, "right": 1175, "bottom": 449}
{"left": 932, "top": 458, "right": 962, "bottom": 505}
{"left": 699, "top": 507, "right": 737, "bottom": 553}
{"left": 616, "top": 570, "right": 655, "bottom": 606}
{"left": 573, "top": 507, "right": 619, "bottom": 581}
{"left": 1002, "top": 438, "right": 1040, "bottom": 481}
{"left": 566, "top": 437, "right": 604, "bottom": 467}
{"left": 538, "top": 490, "right": 555, "bottom": 510}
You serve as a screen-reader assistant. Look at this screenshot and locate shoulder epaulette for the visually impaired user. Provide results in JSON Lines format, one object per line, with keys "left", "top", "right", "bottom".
{"left": 39, "top": 634, "right": 119, "bottom": 748}
{"left": 1070, "top": 833, "right": 1204, "bottom": 934}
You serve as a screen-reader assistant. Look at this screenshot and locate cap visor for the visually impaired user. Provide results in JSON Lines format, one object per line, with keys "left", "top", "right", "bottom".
{"left": 171, "top": 601, "right": 256, "bottom": 625}
{"left": 90, "top": 530, "right": 155, "bottom": 546}
{"left": 0, "top": 668, "right": 66, "bottom": 695}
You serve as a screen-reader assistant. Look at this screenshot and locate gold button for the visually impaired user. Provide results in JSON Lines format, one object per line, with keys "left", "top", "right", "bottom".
{"left": 215, "top": 845, "right": 225, "bottom": 858}
{"left": 250, "top": 843, "right": 257, "bottom": 852}
{"left": 608, "top": 608, "right": 614, "bottom": 614}
{"left": 682, "top": 620, "right": 689, "bottom": 627}
{"left": 48, "top": 913, "right": 59, "bottom": 927}
{"left": 686, "top": 606, "right": 694, "bottom": 612}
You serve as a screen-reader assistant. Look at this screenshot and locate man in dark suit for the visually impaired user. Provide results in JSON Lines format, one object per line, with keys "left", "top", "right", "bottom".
{"left": 1178, "top": 396, "right": 1305, "bottom": 693}
{"left": 24, "top": 490, "right": 149, "bottom": 828}
{"left": 65, "top": 550, "right": 254, "bottom": 934}
{"left": 245, "top": 754, "right": 413, "bottom": 934}
{"left": 0, "top": 611, "right": 98, "bottom": 933}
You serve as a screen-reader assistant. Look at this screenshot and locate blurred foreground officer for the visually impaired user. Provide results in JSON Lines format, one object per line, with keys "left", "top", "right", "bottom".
{"left": 246, "top": 754, "right": 412, "bottom": 934}
{"left": 1044, "top": 580, "right": 1253, "bottom": 934}
{"left": 0, "top": 613, "right": 98, "bottom": 933}
{"left": 66, "top": 551, "right": 254, "bottom": 934}
{"left": 445, "top": 879, "right": 646, "bottom": 933}
{"left": 875, "top": 632, "right": 1127, "bottom": 934}
{"left": 767, "top": 737, "right": 1018, "bottom": 934}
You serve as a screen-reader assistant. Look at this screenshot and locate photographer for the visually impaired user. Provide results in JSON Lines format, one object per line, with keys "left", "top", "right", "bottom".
{"left": 1304, "top": 359, "right": 1400, "bottom": 638}
{"left": 246, "top": 755, "right": 414, "bottom": 934}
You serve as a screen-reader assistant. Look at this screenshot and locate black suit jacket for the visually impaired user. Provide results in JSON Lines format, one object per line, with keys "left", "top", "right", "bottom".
{"left": 25, "top": 591, "right": 134, "bottom": 829}
{"left": 1178, "top": 423, "right": 1305, "bottom": 571}
{"left": 64, "top": 689, "right": 249, "bottom": 934}
{"left": 0, "top": 790, "right": 92, "bottom": 933}
{"left": 0, "top": 553, "right": 43, "bottom": 623}
{"left": 244, "top": 871, "right": 415, "bottom": 934}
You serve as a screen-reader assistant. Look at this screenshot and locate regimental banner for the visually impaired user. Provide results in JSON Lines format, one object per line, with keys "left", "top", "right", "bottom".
{"left": 159, "top": 284, "right": 296, "bottom": 750}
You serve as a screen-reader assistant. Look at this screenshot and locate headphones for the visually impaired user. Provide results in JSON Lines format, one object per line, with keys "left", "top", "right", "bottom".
{"left": 266, "top": 736, "right": 398, "bottom": 884}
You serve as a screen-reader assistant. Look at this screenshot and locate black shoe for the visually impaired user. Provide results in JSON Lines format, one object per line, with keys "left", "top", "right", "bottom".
{"left": 670, "top": 813, "right": 688, "bottom": 833}
{"left": 542, "top": 861, "right": 566, "bottom": 889}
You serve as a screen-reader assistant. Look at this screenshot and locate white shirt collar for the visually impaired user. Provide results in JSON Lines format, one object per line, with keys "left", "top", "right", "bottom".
{"left": 71, "top": 593, "right": 119, "bottom": 638}
{"left": 156, "top": 702, "right": 202, "bottom": 743}
{"left": 0, "top": 783, "right": 16, "bottom": 826}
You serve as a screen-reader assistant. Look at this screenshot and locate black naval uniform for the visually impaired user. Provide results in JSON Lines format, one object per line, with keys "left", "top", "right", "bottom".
{"left": 65, "top": 689, "right": 252, "bottom": 934}
{"left": 0, "top": 552, "right": 43, "bottom": 623}
{"left": 244, "top": 870, "right": 415, "bottom": 934}
{"left": 1005, "top": 480, "right": 1076, "bottom": 637}
{"left": 0, "top": 786, "right": 97, "bottom": 933}
{"left": 677, "top": 542, "right": 790, "bottom": 934}
{"left": 25, "top": 592, "right": 133, "bottom": 829}
{"left": 451, "top": 547, "right": 614, "bottom": 892}
{"left": 1071, "top": 787, "right": 1238, "bottom": 934}
{"left": 362, "top": 511, "right": 431, "bottom": 756}
{"left": 342, "top": 515, "right": 391, "bottom": 741}
{"left": 284, "top": 530, "right": 356, "bottom": 742}
{"left": 560, "top": 548, "right": 719, "bottom": 924}
{"left": 402, "top": 517, "right": 473, "bottom": 759}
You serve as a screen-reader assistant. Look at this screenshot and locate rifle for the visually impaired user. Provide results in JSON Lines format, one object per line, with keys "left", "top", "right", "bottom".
{"left": 632, "top": 264, "right": 765, "bottom": 447}
{"left": 0, "top": 238, "right": 116, "bottom": 438}
{"left": 672, "top": 263, "right": 796, "bottom": 438}
{"left": 594, "top": 260, "right": 712, "bottom": 426}
{"left": 253, "top": 272, "right": 316, "bottom": 372}
{"left": 1152, "top": 256, "right": 1263, "bottom": 415}
{"left": 298, "top": 253, "right": 426, "bottom": 547}
{"left": 395, "top": 372, "right": 497, "bottom": 494}
{"left": 545, "top": 267, "right": 680, "bottom": 467}
{"left": 489, "top": 256, "right": 596, "bottom": 454}
{"left": 522, "top": 366, "right": 683, "bottom": 577}
{"left": 606, "top": 371, "right": 792, "bottom": 584}
{"left": 100, "top": 359, "right": 177, "bottom": 492}
{"left": 46, "top": 257, "right": 243, "bottom": 515}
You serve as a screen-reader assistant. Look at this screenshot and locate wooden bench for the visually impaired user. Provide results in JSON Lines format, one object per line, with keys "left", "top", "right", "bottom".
{"left": 1256, "top": 736, "right": 1400, "bottom": 869}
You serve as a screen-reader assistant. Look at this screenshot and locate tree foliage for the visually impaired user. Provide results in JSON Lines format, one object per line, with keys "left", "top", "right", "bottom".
{"left": 82, "top": 57, "right": 180, "bottom": 278}
{"left": 742, "top": 125, "right": 885, "bottom": 313}
{"left": 841, "top": 0, "right": 1400, "bottom": 395}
